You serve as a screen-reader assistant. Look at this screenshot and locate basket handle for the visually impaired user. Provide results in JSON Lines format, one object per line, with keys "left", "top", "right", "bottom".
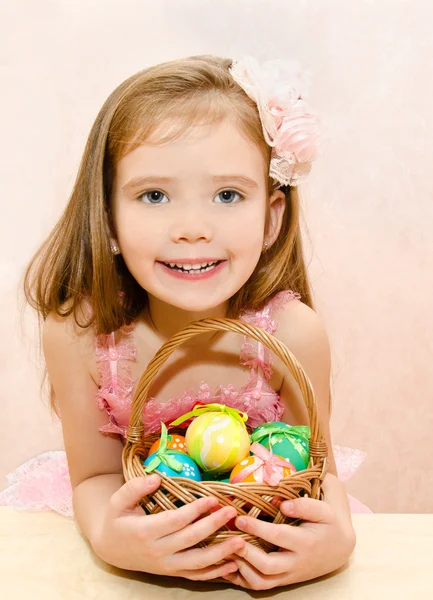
{"left": 126, "top": 318, "right": 328, "bottom": 462}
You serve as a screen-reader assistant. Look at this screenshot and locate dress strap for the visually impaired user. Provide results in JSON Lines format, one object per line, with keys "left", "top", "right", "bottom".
{"left": 253, "top": 340, "right": 267, "bottom": 396}
{"left": 95, "top": 323, "right": 137, "bottom": 436}
{"left": 107, "top": 333, "right": 119, "bottom": 394}
{"left": 239, "top": 290, "right": 302, "bottom": 391}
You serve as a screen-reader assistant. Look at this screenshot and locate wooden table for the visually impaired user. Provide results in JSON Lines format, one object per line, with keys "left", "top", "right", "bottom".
{"left": 0, "top": 508, "right": 431, "bottom": 598}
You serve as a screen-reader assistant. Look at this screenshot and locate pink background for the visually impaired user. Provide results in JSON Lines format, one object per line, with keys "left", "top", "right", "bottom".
{"left": 1, "top": 0, "right": 432, "bottom": 513}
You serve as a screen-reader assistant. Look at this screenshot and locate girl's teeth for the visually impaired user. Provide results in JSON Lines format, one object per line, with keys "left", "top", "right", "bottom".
{"left": 168, "top": 262, "right": 216, "bottom": 270}
{"left": 165, "top": 261, "right": 219, "bottom": 273}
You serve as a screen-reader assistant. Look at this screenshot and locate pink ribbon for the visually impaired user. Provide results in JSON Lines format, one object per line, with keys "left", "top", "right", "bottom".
{"left": 231, "top": 442, "right": 296, "bottom": 486}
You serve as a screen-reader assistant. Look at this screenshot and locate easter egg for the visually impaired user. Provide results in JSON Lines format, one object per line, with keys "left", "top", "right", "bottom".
{"left": 148, "top": 433, "right": 187, "bottom": 456}
{"left": 229, "top": 455, "right": 294, "bottom": 484}
{"left": 251, "top": 422, "right": 310, "bottom": 471}
{"left": 143, "top": 451, "right": 202, "bottom": 482}
{"left": 186, "top": 411, "right": 250, "bottom": 473}
{"left": 202, "top": 470, "right": 231, "bottom": 483}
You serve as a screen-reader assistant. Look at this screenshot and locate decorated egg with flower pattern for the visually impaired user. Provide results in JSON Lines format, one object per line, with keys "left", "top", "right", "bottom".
{"left": 149, "top": 433, "right": 187, "bottom": 456}
{"left": 250, "top": 422, "right": 310, "bottom": 471}
{"left": 143, "top": 451, "right": 202, "bottom": 482}
{"left": 229, "top": 454, "right": 294, "bottom": 484}
{"left": 185, "top": 411, "right": 250, "bottom": 473}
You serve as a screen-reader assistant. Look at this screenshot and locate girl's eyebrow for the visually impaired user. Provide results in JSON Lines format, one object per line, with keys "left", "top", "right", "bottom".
{"left": 122, "top": 174, "right": 259, "bottom": 191}
{"left": 213, "top": 175, "right": 259, "bottom": 189}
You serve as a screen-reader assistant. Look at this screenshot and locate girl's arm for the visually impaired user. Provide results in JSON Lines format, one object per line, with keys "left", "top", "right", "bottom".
{"left": 272, "top": 299, "right": 354, "bottom": 531}
{"left": 42, "top": 311, "right": 126, "bottom": 544}
{"left": 42, "top": 309, "right": 245, "bottom": 579}
{"left": 223, "top": 300, "right": 356, "bottom": 589}
{"left": 277, "top": 300, "right": 353, "bottom": 527}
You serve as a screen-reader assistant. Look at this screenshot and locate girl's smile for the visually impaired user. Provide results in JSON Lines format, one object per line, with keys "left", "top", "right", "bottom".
{"left": 157, "top": 258, "right": 227, "bottom": 280}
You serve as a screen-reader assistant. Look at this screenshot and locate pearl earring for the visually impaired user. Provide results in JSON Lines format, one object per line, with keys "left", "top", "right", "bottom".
{"left": 262, "top": 241, "right": 269, "bottom": 253}
{"left": 110, "top": 240, "right": 120, "bottom": 255}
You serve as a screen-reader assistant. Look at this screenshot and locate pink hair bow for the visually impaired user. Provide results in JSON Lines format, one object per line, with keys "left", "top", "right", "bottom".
{"left": 231, "top": 442, "right": 296, "bottom": 487}
{"left": 229, "top": 55, "right": 324, "bottom": 187}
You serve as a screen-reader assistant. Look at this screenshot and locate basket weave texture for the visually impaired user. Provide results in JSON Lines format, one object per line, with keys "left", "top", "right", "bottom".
{"left": 122, "top": 318, "right": 328, "bottom": 553}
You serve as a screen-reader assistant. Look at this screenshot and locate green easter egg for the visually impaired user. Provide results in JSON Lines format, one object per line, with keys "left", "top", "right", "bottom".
{"left": 250, "top": 421, "right": 310, "bottom": 471}
{"left": 202, "top": 470, "right": 231, "bottom": 483}
{"left": 266, "top": 438, "right": 309, "bottom": 471}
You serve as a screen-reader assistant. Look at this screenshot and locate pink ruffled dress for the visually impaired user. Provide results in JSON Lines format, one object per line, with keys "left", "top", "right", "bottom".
{"left": 0, "top": 290, "right": 372, "bottom": 516}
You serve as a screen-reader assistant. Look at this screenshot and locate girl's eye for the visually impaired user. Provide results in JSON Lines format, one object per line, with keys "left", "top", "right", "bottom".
{"left": 214, "top": 189, "right": 244, "bottom": 204}
{"left": 137, "top": 189, "right": 243, "bottom": 204}
{"left": 138, "top": 190, "right": 168, "bottom": 204}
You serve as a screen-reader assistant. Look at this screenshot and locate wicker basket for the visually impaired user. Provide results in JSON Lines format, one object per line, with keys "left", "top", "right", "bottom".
{"left": 122, "top": 318, "right": 328, "bottom": 553}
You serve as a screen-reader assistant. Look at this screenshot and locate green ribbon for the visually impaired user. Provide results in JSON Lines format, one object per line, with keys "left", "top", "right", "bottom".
{"left": 144, "top": 422, "right": 185, "bottom": 474}
{"left": 250, "top": 423, "right": 310, "bottom": 465}
{"left": 169, "top": 403, "right": 248, "bottom": 428}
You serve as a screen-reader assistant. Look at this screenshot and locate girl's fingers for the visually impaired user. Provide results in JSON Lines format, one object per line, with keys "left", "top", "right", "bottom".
{"left": 159, "top": 504, "right": 241, "bottom": 554}
{"left": 234, "top": 516, "right": 305, "bottom": 551}
{"left": 280, "top": 497, "right": 333, "bottom": 524}
{"left": 234, "top": 542, "right": 296, "bottom": 576}
{"left": 169, "top": 536, "right": 245, "bottom": 572}
{"left": 222, "top": 571, "right": 249, "bottom": 587}
{"left": 228, "top": 555, "right": 283, "bottom": 590}
{"left": 133, "top": 496, "right": 220, "bottom": 539}
{"left": 179, "top": 559, "right": 239, "bottom": 582}
{"left": 108, "top": 475, "right": 161, "bottom": 517}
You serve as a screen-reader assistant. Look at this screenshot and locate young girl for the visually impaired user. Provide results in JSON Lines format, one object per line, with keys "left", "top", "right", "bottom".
{"left": 2, "top": 54, "right": 370, "bottom": 590}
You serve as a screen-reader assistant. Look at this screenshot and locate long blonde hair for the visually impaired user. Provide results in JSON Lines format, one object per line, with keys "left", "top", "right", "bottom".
{"left": 24, "top": 55, "right": 327, "bottom": 413}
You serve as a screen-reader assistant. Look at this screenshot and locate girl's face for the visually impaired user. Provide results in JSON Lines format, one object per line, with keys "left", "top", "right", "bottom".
{"left": 111, "top": 119, "right": 285, "bottom": 314}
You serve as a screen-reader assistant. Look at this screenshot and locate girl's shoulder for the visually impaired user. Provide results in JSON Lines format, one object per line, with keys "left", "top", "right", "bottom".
{"left": 43, "top": 299, "right": 96, "bottom": 355}
{"left": 263, "top": 289, "right": 302, "bottom": 315}
{"left": 239, "top": 289, "right": 302, "bottom": 334}
{"left": 42, "top": 298, "right": 103, "bottom": 386}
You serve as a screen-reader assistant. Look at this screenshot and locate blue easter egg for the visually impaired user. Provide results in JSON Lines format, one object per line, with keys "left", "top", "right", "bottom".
{"left": 143, "top": 452, "right": 202, "bottom": 482}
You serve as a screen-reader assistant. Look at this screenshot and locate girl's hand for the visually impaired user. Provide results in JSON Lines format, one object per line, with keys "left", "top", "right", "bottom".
{"left": 92, "top": 474, "right": 245, "bottom": 581}
{"left": 223, "top": 489, "right": 356, "bottom": 590}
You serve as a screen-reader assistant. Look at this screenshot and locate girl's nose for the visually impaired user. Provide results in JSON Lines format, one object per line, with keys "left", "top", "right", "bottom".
{"left": 170, "top": 206, "right": 213, "bottom": 244}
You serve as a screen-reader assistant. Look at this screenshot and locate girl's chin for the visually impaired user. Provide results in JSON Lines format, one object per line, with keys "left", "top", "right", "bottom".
{"left": 146, "top": 286, "right": 234, "bottom": 315}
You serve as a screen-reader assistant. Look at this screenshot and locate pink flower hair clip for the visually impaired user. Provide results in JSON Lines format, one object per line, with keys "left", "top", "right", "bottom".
{"left": 229, "top": 55, "right": 324, "bottom": 187}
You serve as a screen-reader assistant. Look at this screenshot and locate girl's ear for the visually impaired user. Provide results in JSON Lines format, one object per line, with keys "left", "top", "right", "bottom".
{"left": 264, "top": 189, "right": 286, "bottom": 249}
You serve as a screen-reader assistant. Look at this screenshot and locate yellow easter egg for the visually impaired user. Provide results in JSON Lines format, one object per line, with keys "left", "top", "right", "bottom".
{"left": 186, "top": 411, "right": 250, "bottom": 473}
{"left": 148, "top": 434, "right": 187, "bottom": 456}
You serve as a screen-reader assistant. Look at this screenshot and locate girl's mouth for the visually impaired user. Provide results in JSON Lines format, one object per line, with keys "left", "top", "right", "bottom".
{"left": 157, "top": 260, "right": 226, "bottom": 280}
